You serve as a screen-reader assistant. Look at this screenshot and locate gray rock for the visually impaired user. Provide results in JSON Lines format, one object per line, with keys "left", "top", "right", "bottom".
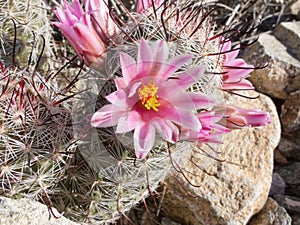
{"left": 291, "top": 214, "right": 300, "bottom": 225}
{"left": 277, "top": 137, "right": 300, "bottom": 160}
{"left": 248, "top": 198, "right": 292, "bottom": 225}
{"left": 0, "top": 197, "right": 80, "bottom": 225}
{"left": 163, "top": 92, "right": 281, "bottom": 225}
{"left": 244, "top": 32, "right": 300, "bottom": 99}
{"left": 274, "top": 22, "right": 300, "bottom": 60}
{"left": 281, "top": 90, "right": 300, "bottom": 133}
{"left": 274, "top": 194, "right": 300, "bottom": 214}
{"left": 275, "top": 162, "right": 300, "bottom": 198}
{"left": 269, "top": 173, "right": 286, "bottom": 196}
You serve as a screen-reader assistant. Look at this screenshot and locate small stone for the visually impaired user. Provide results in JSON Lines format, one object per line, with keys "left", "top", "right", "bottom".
{"left": 291, "top": 214, "right": 300, "bottom": 225}
{"left": 269, "top": 173, "right": 286, "bottom": 196}
{"left": 248, "top": 198, "right": 292, "bottom": 225}
{"left": 277, "top": 137, "right": 300, "bottom": 160}
{"left": 274, "top": 22, "right": 300, "bottom": 60}
{"left": 274, "top": 149, "right": 288, "bottom": 164}
{"left": 281, "top": 90, "right": 300, "bottom": 133}
{"left": 0, "top": 197, "right": 80, "bottom": 225}
{"left": 274, "top": 162, "right": 300, "bottom": 198}
{"left": 274, "top": 194, "right": 300, "bottom": 214}
{"left": 244, "top": 32, "right": 300, "bottom": 100}
{"left": 286, "top": 0, "right": 300, "bottom": 19}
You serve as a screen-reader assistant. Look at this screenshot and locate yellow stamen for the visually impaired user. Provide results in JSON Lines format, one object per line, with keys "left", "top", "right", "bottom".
{"left": 138, "top": 81, "right": 160, "bottom": 111}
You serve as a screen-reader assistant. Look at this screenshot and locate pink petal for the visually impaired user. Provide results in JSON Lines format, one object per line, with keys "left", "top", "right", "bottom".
{"left": 114, "top": 78, "right": 126, "bottom": 90}
{"left": 152, "top": 118, "right": 179, "bottom": 143}
{"left": 134, "top": 123, "right": 156, "bottom": 159}
{"left": 159, "top": 54, "right": 193, "bottom": 79}
{"left": 166, "top": 65, "right": 206, "bottom": 91}
{"left": 116, "top": 111, "right": 142, "bottom": 133}
{"left": 222, "top": 79, "right": 254, "bottom": 90}
{"left": 128, "top": 81, "right": 142, "bottom": 97}
{"left": 163, "top": 92, "right": 213, "bottom": 110}
{"left": 162, "top": 107, "right": 201, "bottom": 131}
{"left": 105, "top": 89, "right": 128, "bottom": 107}
{"left": 120, "top": 52, "right": 136, "bottom": 85}
{"left": 152, "top": 40, "right": 169, "bottom": 62}
{"left": 91, "top": 104, "right": 124, "bottom": 127}
{"left": 138, "top": 38, "right": 153, "bottom": 63}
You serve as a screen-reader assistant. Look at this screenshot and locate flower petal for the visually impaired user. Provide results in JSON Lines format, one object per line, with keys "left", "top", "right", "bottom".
{"left": 134, "top": 123, "right": 156, "bottom": 159}
{"left": 91, "top": 104, "right": 123, "bottom": 127}
{"left": 105, "top": 89, "right": 128, "bottom": 107}
{"left": 159, "top": 54, "right": 193, "bottom": 79}
{"left": 120, "top": 52, "right": 136, "bottom": 84}
{"left": 116, "top": 111, "right": 142, "bottom": 133}
{"left": 152, "top": 118, "right": 179, "bottom": 143}
{"left": 166, "top": 65, "right": 206, "bottom": 91}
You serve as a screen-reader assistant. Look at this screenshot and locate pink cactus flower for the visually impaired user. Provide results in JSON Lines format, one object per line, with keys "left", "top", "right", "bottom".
{"left": 225, "top": 105, "right": 272, "bottom": 129}
{"left": 84, "top": 0, "right": 120, "bottom": 43}
{"left": 53, "top": 0, "right": 106, "bottom": 67}
{"left": 91, "top": 38, "right": 214, "bottom": 159}
{"left": 220, "top": 40, "right": 255, "bottom": 90}
{"left": 181, "top": 111, "right": 230, "bottom": 144}
{"left": 136, "top": 0, "right": 165, "bottom": 13}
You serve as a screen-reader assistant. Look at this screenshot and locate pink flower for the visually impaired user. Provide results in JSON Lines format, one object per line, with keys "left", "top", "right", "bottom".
{"left": 220, "top": 40, "right": 255, "bottom": 90}
{"left": 53, "top": 0, "right": 106, "bottom": 67}
{"left": 136, "top": 0, "right": 164, "bottom": 13}
{"left": 91, "top": 39, "right": 214, "bottom": 159}
{"left": 224, "top": 105, "right": 272, "bottom": 129}
{"left": 84, "top": 0, "right": 120, "bottom": 43}
{"left": 181, "top": 111, "right": 230, "bottom": 144}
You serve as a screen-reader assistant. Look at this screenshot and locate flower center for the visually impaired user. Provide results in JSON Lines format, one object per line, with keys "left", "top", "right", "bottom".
{"left": 138, "top": 81, "right": 160, "bottom": 111}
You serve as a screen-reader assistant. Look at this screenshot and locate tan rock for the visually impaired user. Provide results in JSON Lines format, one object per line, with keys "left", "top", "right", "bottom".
{"left": 248, "top": 198, "right": 291, "bottom": 225}
{"left": 163, "top": 92, "right": 281, "bottom": 225}
{"left": 244, "top": 32, "right": 300, "bottom": 99}
{"left": 0, "top": 197, "right": 80, "bottom": 225}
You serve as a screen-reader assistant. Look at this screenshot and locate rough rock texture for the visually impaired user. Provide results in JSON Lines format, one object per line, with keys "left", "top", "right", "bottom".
{"left": 292, "top": 214, "right": 300, "bottom": 225}
{"left": 248, "top": 198, "right": 292, "bottom": 225}
{"left": 275, "top": 162, "right": 300, "bottom": 198}
{"left": 274, "top": 22, "right": 300, "bottom": 60}
{"left": 163, "top": 92, "right": 281, "bottom": 225}
{"left": 269, "top": 173, "right": 286, "bottom": 196}
{"left": 277, "top": 137, "right": 300, "bottom": 160}
{"left": 281, "top": 90, "right": 300, "bottom": 133}
{"left": 0, "top": 197, "right": 80, "bottom": 225}
{"left": 244, "top": 32, "right": 300, "bottom": 99}
{"left": 274, "top": 194, "right": 300, "bottom": 214}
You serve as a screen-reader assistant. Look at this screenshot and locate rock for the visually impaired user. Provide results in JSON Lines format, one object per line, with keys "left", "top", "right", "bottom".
{"left": 163, "top": 92, "right": 281, "bottom": 225}
{"left": 269, "top": 173, "right": 286, "bottom": 196}
{"left": 274, "top": 22, "right": 300, "bottom": 60}
{"left": 248, "top": 198, "right": 292, "bottom": 225}
{"left": 291, "top": 214, "right": 300, "bottom": 225}
{"left": 274, "top": 194, "right": 300, "bottom": 214}
{"left": 274, "top": 162, "right": 300, "bottom": 198}
{"left": 274, "top": 149, "right": 288, "bottom": 164}
{"left": 277, "top": 137, "right": 300, "bottom": 160}
{"left": 244, "top": 32, "right": 300, "bottom": 99}
{"left": 281, "top": 90, "right": 300, "bottom": 133}
{"left": 286, "top": 0, "right": 300, "bottom": 19}
{"left": 0, "top": 197, "right": 80, "bottom": 225}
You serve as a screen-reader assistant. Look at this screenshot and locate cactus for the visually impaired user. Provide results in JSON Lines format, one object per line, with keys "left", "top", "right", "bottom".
{"left": 0, "top": 1, "right": 275, "bottom": 224}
